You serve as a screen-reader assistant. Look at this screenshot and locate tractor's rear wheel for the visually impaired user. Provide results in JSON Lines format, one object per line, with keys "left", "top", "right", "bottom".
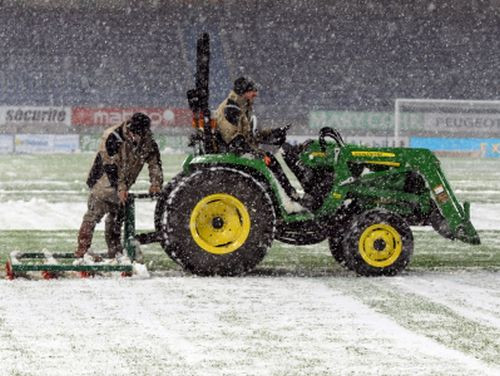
{"left": 158, "top": 168, "right": 275, "bottom": 276}
{"left": 154, "top": 172, "right": 185, "bottom": 233}
{"left": 328, "top": 223, "right": 350, "bottom": 269}
{"left": 342, "top": 210, "right": 413, "bottom": 276}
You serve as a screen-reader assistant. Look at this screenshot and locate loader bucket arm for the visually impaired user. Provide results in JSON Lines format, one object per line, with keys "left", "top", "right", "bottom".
{"left": 402, "top": 149, "right": 480, "bottom": 244}
{"left": 324, "top": 144, "right": 480, "bottom": 245}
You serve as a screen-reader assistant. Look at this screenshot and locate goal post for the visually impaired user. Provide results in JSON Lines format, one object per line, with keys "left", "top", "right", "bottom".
{"left": 394, "top": 98, "right": 500, "bottom": 157}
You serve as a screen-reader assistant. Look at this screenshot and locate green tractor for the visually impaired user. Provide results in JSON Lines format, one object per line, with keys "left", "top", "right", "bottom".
{"left": 153, "top": 125, "right": 480, "bottom": 277}
{"left": 150, "top": 33, "right": 479, "bottom": 277}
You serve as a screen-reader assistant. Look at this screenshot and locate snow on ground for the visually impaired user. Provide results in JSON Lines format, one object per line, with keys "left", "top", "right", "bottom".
{"left": 0, "top": 199, "right": 157, "bottom": 230}
{"left": 0, "top": 200, "right": 498, "bottom": 230}
{"left": 0, "top": 273, "right": 499, "bottom": 376}
{"left": 387, "top": 272, "right": 500, "bottom": 328}
{"left": 1, "top": 156, "right": 498, "bottom": 375}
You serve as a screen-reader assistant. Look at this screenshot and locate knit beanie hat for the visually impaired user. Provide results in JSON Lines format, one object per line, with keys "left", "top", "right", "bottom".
{"left": 128, "top": 112, "right": 151, "bottom": 135}
{"left": 233, "top": 77, "right": 258, "bottom": 95}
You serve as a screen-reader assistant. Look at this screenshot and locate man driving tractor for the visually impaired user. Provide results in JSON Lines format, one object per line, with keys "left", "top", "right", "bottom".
{"left": 215, "top": 76, "right": 313, "bottom": 209}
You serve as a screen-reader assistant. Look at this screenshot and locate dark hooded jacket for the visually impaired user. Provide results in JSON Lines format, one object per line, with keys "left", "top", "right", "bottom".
{"left": 86, "top": 121, "right": 163, "bottom": 194}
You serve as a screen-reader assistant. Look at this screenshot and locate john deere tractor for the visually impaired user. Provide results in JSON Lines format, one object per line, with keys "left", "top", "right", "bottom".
{"left": 153, "top": 124, "right": 479, "bottom": 277}
{"left": 151, "top": 33, "right": 479, "bottom": 277}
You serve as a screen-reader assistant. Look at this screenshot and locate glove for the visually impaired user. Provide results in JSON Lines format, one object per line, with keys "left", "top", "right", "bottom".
{"left": 228, "top": 134, "right": 252, "bottom": 153}
{"left": 271, "top": 124, "right": 291, "bottom": 145}
{"left": 149, "top": 184, "right": 162, "bottom": 195}
{"left": 118, "top": 190, "right": 129, "bottom": 205}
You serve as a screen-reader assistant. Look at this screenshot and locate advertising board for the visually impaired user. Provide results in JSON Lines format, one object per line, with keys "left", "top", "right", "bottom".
{"left": 80, "top": 134, "right": 189, "bottom": 153}
{"left": 311, "top": 110, "right": 500, "bottom": 137}
{"left": 72, "top": 107, "right": 191, "bottom": 128}
{"left": 0, "top": 106, "right": 71, "bottom": 126}
{"left": 410, "top": 137, "right": 500, "bottom": 158}
{"left": 0, "top": 135, "right": 13, "bottom": 153}
{"left": 419, "top": 113, "right": 500, "bottom": 134}
{"left": 288, "top": 135, "right": 409, "bottom": 148}
{"left": 14, "top": 134, "right": 79, "bottom": 154}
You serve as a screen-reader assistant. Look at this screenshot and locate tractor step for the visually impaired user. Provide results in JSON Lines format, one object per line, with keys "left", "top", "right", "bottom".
{"left": 5, "top": 250, "right": 134, "bottom": 280}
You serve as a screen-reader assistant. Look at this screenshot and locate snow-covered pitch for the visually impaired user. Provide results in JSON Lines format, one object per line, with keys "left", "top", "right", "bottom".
{"left": 0, "top": 153, "right": 499, "bottom": 375}
{"left": 1, "top": 273, "right": 499, "bottom": 375}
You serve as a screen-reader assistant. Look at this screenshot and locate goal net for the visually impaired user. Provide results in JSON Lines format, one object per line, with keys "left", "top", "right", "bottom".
{"left": 394, "top": 98, "right": 500, "bottom": 158}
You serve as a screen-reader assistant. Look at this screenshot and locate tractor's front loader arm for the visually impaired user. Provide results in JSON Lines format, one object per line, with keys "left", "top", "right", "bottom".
{"left": 408, "top": 149, "right": 480, "bottom": 244}
{"left": 322, "top": 145, "right": 480, "bottom": 245}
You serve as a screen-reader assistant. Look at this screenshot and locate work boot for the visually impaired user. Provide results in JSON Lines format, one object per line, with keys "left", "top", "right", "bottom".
{"left": 75, "top": 220, "right": 96, "bottom": 258}
{"left": 105, "top": 232, "right": 123, "bottom": 259}
{"left": 84, "top": 250, "right": 103, "bottom": 263}
{"left": 106, "top": 245, "right": 123, "bottom": 259}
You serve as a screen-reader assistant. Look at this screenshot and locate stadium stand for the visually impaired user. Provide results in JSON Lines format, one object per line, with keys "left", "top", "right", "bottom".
{"left": 0, "top": 0, "right": 498, "bottom": 125}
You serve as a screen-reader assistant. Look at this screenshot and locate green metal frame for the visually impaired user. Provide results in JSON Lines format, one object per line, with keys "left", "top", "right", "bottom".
{"left": 8, "top": 252, "right": 132, "bottom": 274}
{"left": 123, "top": 193, "right": 140, "bottom": 260}
{"left": 5, "top": 195, "right": 147, "bottom": 278}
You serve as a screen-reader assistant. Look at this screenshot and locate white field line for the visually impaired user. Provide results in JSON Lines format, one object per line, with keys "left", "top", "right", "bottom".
{"left": 384, "top": 272, "right": 500, "bottom": 328}
{"left": 0, "top": 277, "right": 499, "bottom": 376}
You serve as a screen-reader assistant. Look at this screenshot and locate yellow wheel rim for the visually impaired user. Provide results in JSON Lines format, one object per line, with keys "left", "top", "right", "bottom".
{"left": 358, "top": 223, "right": 402, "bottom": 267}
{"left": 190, "top": 193, "right": 251, "bottom": 255}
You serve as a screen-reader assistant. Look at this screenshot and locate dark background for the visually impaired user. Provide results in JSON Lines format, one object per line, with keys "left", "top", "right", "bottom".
{"left": 0, "top": 0, "right": 498, "bottom": 126}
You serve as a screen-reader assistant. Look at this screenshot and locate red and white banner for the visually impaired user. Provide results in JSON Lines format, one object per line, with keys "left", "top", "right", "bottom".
{"left": 71, "top": 107, "right": 191, "bottom": 128}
